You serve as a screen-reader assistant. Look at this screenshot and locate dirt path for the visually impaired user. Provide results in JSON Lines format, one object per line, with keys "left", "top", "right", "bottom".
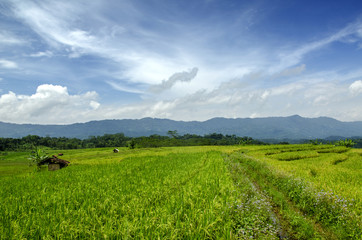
{"left": 224, "top": 152, "right": 338, "bottom": 239}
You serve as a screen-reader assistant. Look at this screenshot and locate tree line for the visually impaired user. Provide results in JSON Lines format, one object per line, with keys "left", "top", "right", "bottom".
{"left": 0, "top": 132, "right": 266, "bottom": 151}
{"left": 2, "top": 132, "right": 360, "bottom": 151}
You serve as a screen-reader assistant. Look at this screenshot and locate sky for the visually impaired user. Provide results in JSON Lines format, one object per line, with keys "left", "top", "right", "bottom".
{"left": 1, "top": 0, "right": 362, "bottom": 124}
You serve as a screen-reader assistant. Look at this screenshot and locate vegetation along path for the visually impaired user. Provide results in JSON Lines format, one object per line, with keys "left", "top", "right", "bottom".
{"left": 0, "top": 144, "right": 361, "bottom": 239}
{"left": 224, "top": 144, "right": 361, "bottom": 239}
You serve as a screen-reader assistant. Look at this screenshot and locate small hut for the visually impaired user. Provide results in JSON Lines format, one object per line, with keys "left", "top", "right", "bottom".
{"left": 39, "top": 156, "right": 70, "bottom": 171}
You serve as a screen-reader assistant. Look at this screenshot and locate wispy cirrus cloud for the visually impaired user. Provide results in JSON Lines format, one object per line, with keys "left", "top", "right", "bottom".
{"left": 5, "top": 0, "right": 260, "bottom": 89}
{"left": 274, "top": 20, "right": 362, "bottom": 72}
{"left": 1, "top": 0, "right": 362, "bottom": 124}
{"left": 28, "top": 50, "right": 53, "bottom": 58}
{"left": 0, "top": 31, "right": 25, "bottom": 45}
{"left": 0, "top": 59, "right": 18, "bottom": 69}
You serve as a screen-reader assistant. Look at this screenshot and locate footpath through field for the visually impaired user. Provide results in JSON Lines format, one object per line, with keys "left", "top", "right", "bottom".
{"left": 224, "top": 144, "right": 361, "bottom": 239}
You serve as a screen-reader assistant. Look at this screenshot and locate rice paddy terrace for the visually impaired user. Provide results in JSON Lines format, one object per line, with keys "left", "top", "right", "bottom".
{"left": 0, "top": 144, "right": 361, "bottom": 239}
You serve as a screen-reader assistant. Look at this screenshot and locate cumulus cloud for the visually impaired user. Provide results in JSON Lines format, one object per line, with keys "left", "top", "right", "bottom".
{"left": 89, "top": 100, "right": 100, "bottom": 110}
{"left": 149, "top": 67, "right": 198, "bottom": 93}
{"left": 0, "top": 84, "right": 100, "bottom": 124}
{"left": 0, "top": 59, "right": 18, "bottom": 69}
{"left": 349, "top": 80, "right": 362, "bottom": 95}
{"left": 113, "top": 75, "right": 361, "bottom": 122}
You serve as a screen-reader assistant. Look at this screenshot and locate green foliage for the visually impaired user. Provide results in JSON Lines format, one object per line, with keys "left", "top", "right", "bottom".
{"left": 28, "top": 146, "right": 49, "bottom": 171}
{"left": 0, "top": 133, "right": 131, "bottom": 151}
{"left": 167, "top": 130, "right": 179, "bottom": 138}
{"left": 238, "top": 137, "right": 253, "bottom": 145}
{"left": 309, "top": 139, "right": 322, "bottom": 145}
{"left": 334, "top": 138, "right": 356, "bottom": 148}
{"left": 0, "top": 133, "right": 266, "bottom": 151}
{"left": 127, "top": 139, "right": 136, "bottom": 149}
{"left": 351, "top": 138, "right": 362, "bottom": 148}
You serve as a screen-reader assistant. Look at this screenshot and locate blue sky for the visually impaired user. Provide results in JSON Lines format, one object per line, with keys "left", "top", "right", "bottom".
{"left": 1, "top": 0, "right": 362, "bottom": 124}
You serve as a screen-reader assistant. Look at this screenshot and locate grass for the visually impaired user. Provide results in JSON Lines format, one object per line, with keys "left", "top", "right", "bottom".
{"left": 0, "top": 151, "right": 36, "bottom": 176}
{"left": 249, "top": 144, "right": 362, "bottom": 202}
{"left": 269, "top": 150, "right": 320, "bottom": 161}
{"left": 0, "top": 144, "right": 361, "bottom": 239}
{"left": 227, "top": 144, "right": 361, "bottom": 239}
{"left": 1, "top": 146, "right": 246, "bottom": 239}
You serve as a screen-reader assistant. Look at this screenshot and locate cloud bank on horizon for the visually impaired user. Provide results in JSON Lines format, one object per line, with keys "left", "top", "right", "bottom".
{"left": 1, "top": 0, "right": 362, "bottom": 124}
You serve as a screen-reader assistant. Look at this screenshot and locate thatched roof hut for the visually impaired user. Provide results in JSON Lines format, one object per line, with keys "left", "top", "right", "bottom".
{"left": 39, "top": 156, "right": 70, "bottom": 171}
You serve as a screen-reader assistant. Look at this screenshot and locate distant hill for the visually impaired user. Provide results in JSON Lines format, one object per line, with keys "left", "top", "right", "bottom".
{"left": 1, "top": 115, "right": 362, "bottom": 140}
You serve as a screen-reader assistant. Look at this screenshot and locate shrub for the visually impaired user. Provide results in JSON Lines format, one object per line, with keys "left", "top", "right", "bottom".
{"left": 334, "top": 139, "right": 355, "bottom": 148}
{"left": 28, "top": 147, "right": 49, "bottom": 171}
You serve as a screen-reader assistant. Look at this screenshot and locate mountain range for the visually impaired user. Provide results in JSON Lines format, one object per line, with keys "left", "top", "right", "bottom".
{"left": 1, "top": 115, "right": 362, "bottom": 140}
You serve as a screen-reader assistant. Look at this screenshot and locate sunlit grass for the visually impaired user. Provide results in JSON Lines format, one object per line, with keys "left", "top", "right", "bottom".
{"left": 0, "top": 146, "right": 244, "bottom": 239}
{"left": 248, "top": 145, "right": 362, "bottom": 202}
{"left": 1, "top": 144, "right": 360, "bottom": 239}
{"left": 229, "top": 144, "right": 361, "bottom": 239}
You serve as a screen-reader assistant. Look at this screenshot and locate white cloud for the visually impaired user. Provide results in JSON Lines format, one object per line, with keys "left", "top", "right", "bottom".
{"left": 275, "top": 21, "right": 362, "bottom": 72}
{"left": 9, "top": 1, "right": 97, "bottom": 53}
{"left": 2, "top": 77, "right": 362, "bottom": 124}
{"left": 8, "top": 0, "right": 193, "bottom": 85}
{"left": 0, "top": 31, "right": 24, "bottom": 45}
{"left": 249, "top": 113, "right": 259, "bottom": 118}
{"left": 90, "top": 100, "right": 100, "bottom": 110}
{"left": 6, "top": 0, "right": 261, "bottom": 90}
{"left": 273, "top": 64, "right": 306, "bottom": 78}
{"left": 106, "top": 75, "right": 361, "bottom": 122}
{"left": 2, "top": 0, "right": 362, "bottom": 123}
{"left": 30, "top": 84, "right": 68, "bottom": 98}
{"left": 106, "top": 81, "right": 145, "bottom": 94}
{"left": 269, "top": 82, "right": 305, "bottom": 97}
{"left": 349, "top": 80, "right": 362, "bottom": 95}
{"left": 260, "top": 90, "right": 270, "bottom": 100}
{"left": 0, "top": 84, "right": 100, "bottom": 124}
{"left": 145, "top": 101, "right": 176, "bottom": 119}
{"left": 149, "top": 67, "right": 198, "bottom": 93}
{"left": 29, "top": 50, "right": 53, "bottom": 57}
{"left": 0, "top": 59, "right": 18, "bottom": 69}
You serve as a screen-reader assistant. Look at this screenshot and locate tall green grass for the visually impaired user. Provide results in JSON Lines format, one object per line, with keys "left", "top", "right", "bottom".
{"left": 1, "top": 145, "right": 360, "bottom": 239}
{"left": 227, "top": 144, "right": 361, "bottom": 239}
{"left": 0, "top": 147, "right": 245, "bottom": 239}
{"left": 0, "top": 151, "right": 34, "bottom": 176}
{"left": 251, "top": 144, "right": 362, "bottom": 202}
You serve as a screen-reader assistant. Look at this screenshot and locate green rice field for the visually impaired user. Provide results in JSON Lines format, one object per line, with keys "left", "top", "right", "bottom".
{"left": 0, "top": 145, "right": 361, "bottom": 239}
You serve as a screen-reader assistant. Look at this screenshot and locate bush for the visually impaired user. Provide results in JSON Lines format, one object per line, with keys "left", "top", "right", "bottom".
{"left": 28, "top": 147, "right": 49, "bottom": 171}
{"left": 334, "top": 139, "right": 355, "bottom": 148}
